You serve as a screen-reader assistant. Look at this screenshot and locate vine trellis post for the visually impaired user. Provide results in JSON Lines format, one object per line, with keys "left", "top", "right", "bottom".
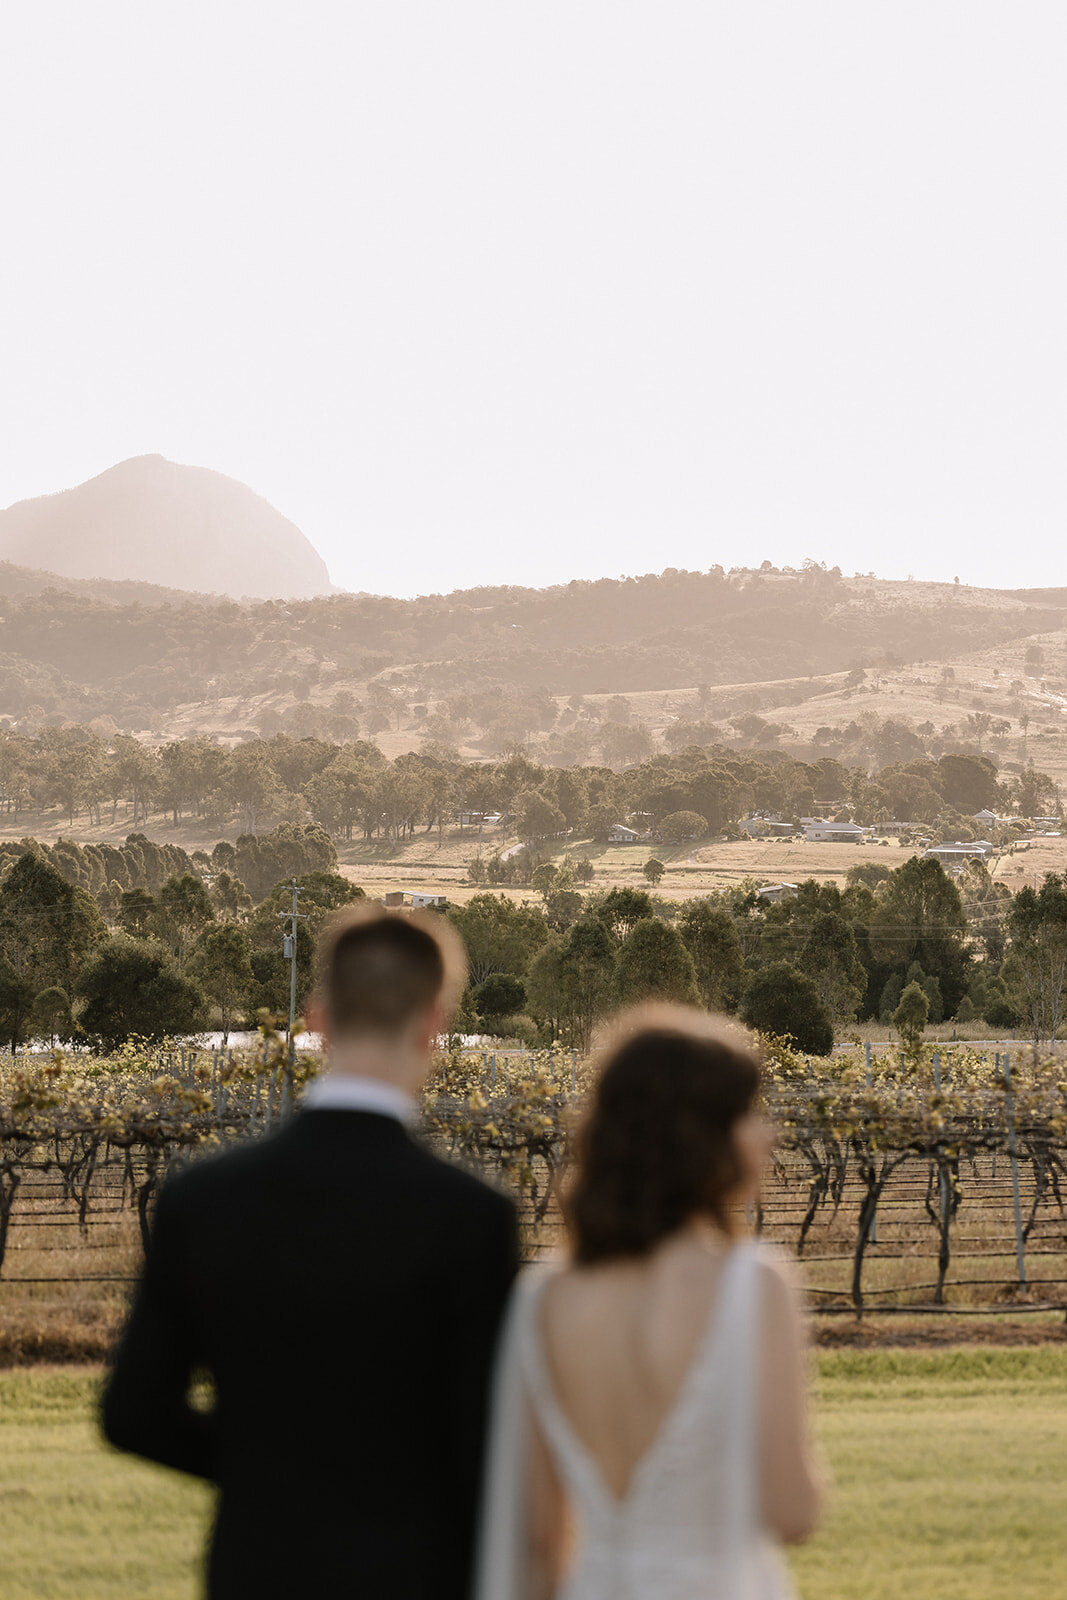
{"left": 932, "top": 1050, "right": 953, "bottom": 1305}
{"left": 0, "top": 1161, "right": 21, "bottom": 1277}
{"left": 1000, "top": 1051, "right": 1028, "bottom": 1290}
{"left": 864, "top": 1041, "right": 878, "bottom": 1248}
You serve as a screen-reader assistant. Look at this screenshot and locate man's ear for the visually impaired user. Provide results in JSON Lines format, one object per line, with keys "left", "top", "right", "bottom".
{"left": 305, "top": 996, "right": 329, "bottom": 1043}
{"left": 419, "top": 1002, "right": 446, "bottom": 1052}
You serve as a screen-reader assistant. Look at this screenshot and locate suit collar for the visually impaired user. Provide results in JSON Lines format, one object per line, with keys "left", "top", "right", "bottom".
{"left": 302, "top": 1073, "right": 418, "bottom": 1126}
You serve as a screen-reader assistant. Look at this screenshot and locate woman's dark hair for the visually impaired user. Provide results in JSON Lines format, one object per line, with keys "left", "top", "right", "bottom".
{"left": 565, "top": 1004, "right": 762, "bottom": 1264}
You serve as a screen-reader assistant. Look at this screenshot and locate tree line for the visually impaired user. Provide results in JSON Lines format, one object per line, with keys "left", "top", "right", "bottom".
{"left": 0, "top": 827, "right": 348, "bottom": 1052}
{"left": 447, "top": 855, "right": 1067, "bottom": 1054}
{"left": 2, "top": 820, "right": 1067, "bottom": 1054}
{"left": 0, "top": 725, "right": 1055, "bottom": 844}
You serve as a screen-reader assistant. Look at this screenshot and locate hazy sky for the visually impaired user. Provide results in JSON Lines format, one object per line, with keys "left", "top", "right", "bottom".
{"left": 2, "top": 4, "right": 1065, "bottom": 597}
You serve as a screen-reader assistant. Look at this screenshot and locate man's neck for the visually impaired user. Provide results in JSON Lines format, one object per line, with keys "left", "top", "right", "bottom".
{"left": 323, "top": 1036, "right": 428, "bottom": 1099}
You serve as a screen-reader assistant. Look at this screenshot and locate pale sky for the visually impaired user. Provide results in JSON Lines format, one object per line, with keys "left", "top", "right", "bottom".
{"left": 2, "top": 3, "right": 1065, "bottom": 598}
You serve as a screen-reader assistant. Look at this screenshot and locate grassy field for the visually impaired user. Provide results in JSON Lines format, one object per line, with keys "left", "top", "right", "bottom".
{"left": 0, "top": 1368, "right": 210, "bottom": 1600}
{"left": 331, "top": 825, "right": 1067, "bottom": 904}
{"left": 3, "top": 802, "right": 1060, "bottom": 905}
{"left": 1, "top": 1350, "right": 1064, "bottom": 1600}
{"left": 793, "top": 1348, "right": 1067, "bottom": 1600}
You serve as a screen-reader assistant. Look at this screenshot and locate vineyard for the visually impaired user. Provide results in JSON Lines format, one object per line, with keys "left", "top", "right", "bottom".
{"left": 1, "top": 1037, "right": 1066, "bottom": 1360}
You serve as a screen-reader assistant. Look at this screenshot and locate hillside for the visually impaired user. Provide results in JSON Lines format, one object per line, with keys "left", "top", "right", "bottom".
{"left": 0, "top": 559, "right": 227, "bottom": 608}
{"left": 0, "top": 456, "right": 332, "bottom": 601}
{"left": 0, "top": 563, "right": 1062, "bottom": 741}
{"left": 753, "top": 626, "right": 1067, "bottom": 791}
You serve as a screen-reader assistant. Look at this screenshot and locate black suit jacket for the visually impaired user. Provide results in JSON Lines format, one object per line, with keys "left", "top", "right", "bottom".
{"left": 102, "top": 1109, "right": 520, "bottom": 1599}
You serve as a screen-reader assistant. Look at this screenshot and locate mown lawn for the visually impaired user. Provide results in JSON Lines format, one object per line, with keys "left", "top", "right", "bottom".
{"left": 0, "top": 1350, "right": 1064, "bottom": 1599}
{"left": 793, "top": 1348, "right": 1067, "bottom": 1600}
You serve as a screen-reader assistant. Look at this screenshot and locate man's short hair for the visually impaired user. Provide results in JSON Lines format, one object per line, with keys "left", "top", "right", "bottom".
{"left": 315, "top": 903, "right": 467, "bottom": 1038}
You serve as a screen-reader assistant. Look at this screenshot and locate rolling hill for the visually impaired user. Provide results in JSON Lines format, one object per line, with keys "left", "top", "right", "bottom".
{"left": 0, "top": 556, "right": 1065, "bottom": 773}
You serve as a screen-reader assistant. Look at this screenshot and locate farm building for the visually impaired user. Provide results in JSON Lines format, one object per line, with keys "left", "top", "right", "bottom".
{"left": 740, "top": 815, "right": 794, "bottom": 837}
{"left": 803, "top": 822, "right": 867, "bottom": 843}
{"left": 608, "top": 823, "right": 641, "bottom": 843}
{"left": 383, "top": 891, "right": 449, "bottom": 908}
{"left": 757, "top": 882, "right": 799, "bottom": 903}
{"left": 921, "top": 843, "right": 993, "bottom": 867}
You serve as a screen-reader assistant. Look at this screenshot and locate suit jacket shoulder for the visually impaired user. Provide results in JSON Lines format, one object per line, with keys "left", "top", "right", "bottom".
{"left": 157, "top": 1109, "right": 517, "bottom": 1234}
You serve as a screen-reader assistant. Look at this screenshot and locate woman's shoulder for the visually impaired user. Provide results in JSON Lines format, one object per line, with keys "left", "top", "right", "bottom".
{"left": 505, "top": 1257, "right": 570, "bottom": 1326}
{"left": 513, "top": 1257, "right": 565, "bottom": 1292}
{"left": 746, "top": 1238, "right": 805, "bottom": 1323}
{"left": 512, "top": 1254, "right": 622, "bottom": 1344}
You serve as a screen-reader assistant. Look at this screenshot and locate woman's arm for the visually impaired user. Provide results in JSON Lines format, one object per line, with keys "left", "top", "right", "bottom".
{"left": 473, "top": 1276, "right": 567, "bottom": 1600}
{"left": 526, "top": 1398, "right": 568, "bottom": 1600}
{"left": 758, "top": 1256, "right": 824, "bottom": 1544}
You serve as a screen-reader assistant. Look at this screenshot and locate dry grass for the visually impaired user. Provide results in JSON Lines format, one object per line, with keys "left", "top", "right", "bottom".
{"left": 338, "top": 824, "right": 1067, "bottom": 903}
{"left": 0, "top": 1174, "right": 140, "bottom": 1364}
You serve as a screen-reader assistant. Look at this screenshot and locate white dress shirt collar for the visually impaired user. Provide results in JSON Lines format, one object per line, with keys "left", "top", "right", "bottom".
{"left": 302, "top": 1073, "right": 418, "bottom": 1125}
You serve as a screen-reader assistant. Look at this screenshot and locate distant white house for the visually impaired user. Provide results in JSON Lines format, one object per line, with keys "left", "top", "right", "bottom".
{"left": 972, "top": 809, "right": 1003, "bottom": 826}
{"left": 740, "top": 815, "right": 794, "bottom": 837}
{"left": 922, "top": 842, "right": 993, "bottom": 867}
{"left": 804, "top": 822, "right": 867, "bottom": 843}
{"left": 608, "top": 823, "right": 641, "bottom": 843}
{"left": 757, "top": 882, "right": 799, "bottom": 903}
{"left": 457, "top": 810, "right": 503, "bottom": 828}
{"left": 383, "top": 890, "right": 449, "bottom": 908}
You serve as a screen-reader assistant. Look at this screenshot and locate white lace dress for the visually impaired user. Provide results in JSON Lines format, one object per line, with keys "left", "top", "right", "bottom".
{"left": 474, "top": 1241, "right": 796, "bottom": 1600}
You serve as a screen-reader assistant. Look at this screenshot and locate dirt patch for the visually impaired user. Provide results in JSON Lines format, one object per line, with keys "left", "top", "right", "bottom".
{"left": 814, "top": 1316, "right": 1067, "bottom": 1349}
{"left": 0, "top": 1325, "right": 116, "bottom": 1366}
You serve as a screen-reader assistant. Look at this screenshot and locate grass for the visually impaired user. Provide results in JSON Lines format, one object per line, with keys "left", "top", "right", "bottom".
{"left": 0, "top": 1368, "right": 210, "bottom": 1600}
{"left": 793, "top": 1348, "right": 1067, "bottom": 1600}
{"left": 1, "top": 1351, "right": 1065, "bottom": 1599}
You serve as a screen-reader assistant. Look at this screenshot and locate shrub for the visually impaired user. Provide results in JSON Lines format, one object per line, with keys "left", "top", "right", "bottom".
{"left": 473, "top": 973, "right": 527, "bottom": 1027}
{"left": 741, "top": 961, "right": 833, "bottom": 1055}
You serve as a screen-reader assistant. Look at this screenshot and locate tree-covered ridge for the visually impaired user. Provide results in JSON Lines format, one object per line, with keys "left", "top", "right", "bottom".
{"left": 0, "top": 562, "right": 1061, "bottom": 728}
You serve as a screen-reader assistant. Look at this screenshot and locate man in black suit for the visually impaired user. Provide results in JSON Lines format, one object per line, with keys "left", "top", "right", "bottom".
{"left": 102, "top": 905, "right": 520, "bottom": 1599}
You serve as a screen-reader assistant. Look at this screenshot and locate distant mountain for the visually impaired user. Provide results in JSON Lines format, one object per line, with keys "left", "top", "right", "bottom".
{"left": 0, "top": 456, "right": 332, "bottom": 600}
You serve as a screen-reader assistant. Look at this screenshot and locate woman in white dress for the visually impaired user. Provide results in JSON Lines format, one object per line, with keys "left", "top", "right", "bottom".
{"left": 475, "top": 1004, "right": 823, "bottom": 1600}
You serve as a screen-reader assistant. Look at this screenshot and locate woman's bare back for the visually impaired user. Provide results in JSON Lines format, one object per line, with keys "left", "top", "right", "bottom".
{"left": 539, "top": 1230, "right": 734, "bottom": 1501}
{"left": 536, "top": 1226, "right": 822, "bottom": 1542}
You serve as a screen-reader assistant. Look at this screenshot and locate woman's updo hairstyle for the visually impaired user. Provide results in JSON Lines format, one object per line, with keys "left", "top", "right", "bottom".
{"left": 565, "top": 1004, "right": 762, "bottom": 1264}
